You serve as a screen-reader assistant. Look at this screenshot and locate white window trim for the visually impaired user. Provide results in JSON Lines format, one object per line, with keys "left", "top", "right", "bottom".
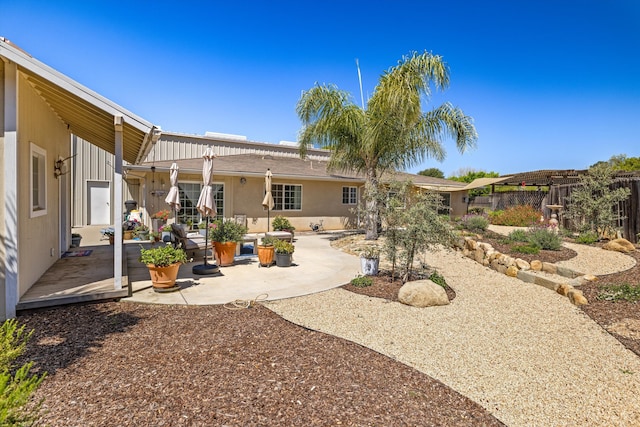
{"left": 30, "top": 142, "right": 47, "bottom": 218}
{"left": 342, "top": 186, "right": 358, "bottom": 205}
{"left": 178, "top": 180, "right": 225, "bottom": 219}
{"left": 272, "top": 183, "right": 303, "bottom": 211}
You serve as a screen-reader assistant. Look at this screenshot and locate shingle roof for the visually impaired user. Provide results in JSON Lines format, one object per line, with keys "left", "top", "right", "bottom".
{"left": 140, "top": 154, "right": 466, "bottom": 189}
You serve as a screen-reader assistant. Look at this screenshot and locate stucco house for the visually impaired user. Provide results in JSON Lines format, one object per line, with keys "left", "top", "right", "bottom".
{"left": 1, "top": 37, "right": 471, "bottom": 320}
{"left": 0, "top": 37, "right": 160, "bottom": 319}
{"left": 115, "top": 131, "right": 470, "bottom": 234}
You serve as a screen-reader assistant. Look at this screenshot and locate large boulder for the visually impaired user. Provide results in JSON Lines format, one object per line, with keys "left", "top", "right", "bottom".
{"left": 398, "top": 279, "right": 449, "bottom": 308}
{"left": 603, "top": 238, "right": 636, "bottom": 253}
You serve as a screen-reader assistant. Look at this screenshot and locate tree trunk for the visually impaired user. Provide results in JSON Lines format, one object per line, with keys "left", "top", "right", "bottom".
{"left": 364, "top": 167, "right": 379, "bottom": 240}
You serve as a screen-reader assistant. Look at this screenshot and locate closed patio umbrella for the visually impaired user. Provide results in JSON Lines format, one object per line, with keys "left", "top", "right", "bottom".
{"left": 193, "top": 147, "right": 219, "bottom": 275}
{"left": 164, "top": 162, "right": 181, "bottom": 214}
{"left": 262, "top": 169, "right": 274, "bottom": 232}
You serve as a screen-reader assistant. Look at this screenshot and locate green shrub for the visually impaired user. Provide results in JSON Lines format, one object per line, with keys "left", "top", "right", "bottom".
{"left": 272, "top": 215, "right": 295, "bottom": 232}
{"left": 429, "top": 271, "right": 447, "bottom": 288}
{"left": 460, "top": 214, "right": 489, "bottom": 232}
{"left": 139, "top": 244, "right": 188, "bottom": 267}
{"left": 526, "top": 226, "right": 563, "bottom": 250}
{"left": 513, "top": 244, "right": 540, "bottom": 254}
{"left": 597, "top": 283, "right": 640, "bottom": 302}
{"left": 350, "top": 275, "right": 373, "bottom": 288}
{"left": 0, "top": 319, "right": 46, "bottom": 426}
{"left": 489, "top": 205, "right": 541, "bottom": 227}
{"left": 576, "top": 231, "right": 599, "bottom": 244}
{"left": 507, "top": 229, "right": 529, "bottom": 243}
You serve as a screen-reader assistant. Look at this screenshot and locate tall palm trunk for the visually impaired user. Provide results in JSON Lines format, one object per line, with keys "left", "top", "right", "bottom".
{"left": 364, "top": 167, "right": 379, "bottom": 240}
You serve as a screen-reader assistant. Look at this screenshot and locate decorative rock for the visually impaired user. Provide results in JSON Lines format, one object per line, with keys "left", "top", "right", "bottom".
{"left": 542, "top": 262, "right": 557, "bottom": 275}
{"left": 530, "top": 260, "right": 543, "bottom": 271}
{"left": 506, "top": 266, "right": 518, "bottom": 277}
{"left": 556, "top": 283, "right": 573, "bottom": 296}
{"left": 602, "top": 238, "right": 636, "bottom": 253}
{"left": 398, "top": 280, "right": 449, "bottom": 308}
{"left": 567, "top": 289, "right": 588, "bottom": 306}
{"left": 489, "top": 252, "right": 503, "bottom": 262}
{"left": 465, "top": 238, "right": 477, "bottom": 251}
{"left": 515, "top": 258, "right": 530, "bottom": 270}
{"left": 474, "top": 248, "right": 485, "bottom": 264}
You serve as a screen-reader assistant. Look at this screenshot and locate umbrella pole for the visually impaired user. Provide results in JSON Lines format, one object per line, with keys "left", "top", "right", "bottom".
{"left": 192, "top": 214, "right": 219, "bottom": 275}
{"left": 204, "top": 216, "right": 209, "bottom": 266}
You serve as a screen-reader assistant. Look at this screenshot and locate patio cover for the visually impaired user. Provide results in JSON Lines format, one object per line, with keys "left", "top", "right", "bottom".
{"left": 415, "top": 177, "right": 513, "bottom": 192}
{"left": 0, "top": 37, "right": 160, "bottom": 164}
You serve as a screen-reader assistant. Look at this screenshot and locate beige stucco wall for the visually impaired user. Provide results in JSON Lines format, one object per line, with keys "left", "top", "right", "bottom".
{"left": 229, "top": 176, "right": 360, "bottom": 233}
{"left": 141, "top": 171, "right": 361, "bottom": 233}
{"left": 17, "top": 73, "right": 70, "bottom": 297}
{"left": 449, "top": 190, "right": 469, "bottom": 218}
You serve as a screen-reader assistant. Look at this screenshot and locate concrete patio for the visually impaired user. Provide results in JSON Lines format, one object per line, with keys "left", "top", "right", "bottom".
{"left": 18, "top": 225, "right": 362, "bottom": 311}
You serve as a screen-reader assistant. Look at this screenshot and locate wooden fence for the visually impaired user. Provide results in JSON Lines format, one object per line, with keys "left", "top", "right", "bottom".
{"left": 548, "top": 178, "right": 640, "bottom": 243}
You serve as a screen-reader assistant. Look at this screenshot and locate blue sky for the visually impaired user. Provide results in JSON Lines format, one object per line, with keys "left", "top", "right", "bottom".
{"left": 2, "top": 0, "right": 639, "bottom": 177}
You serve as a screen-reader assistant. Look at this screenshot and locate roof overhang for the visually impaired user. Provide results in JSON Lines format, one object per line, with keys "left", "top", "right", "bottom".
{"left": 0, "top": 37, "right": 160, "bottom": 164}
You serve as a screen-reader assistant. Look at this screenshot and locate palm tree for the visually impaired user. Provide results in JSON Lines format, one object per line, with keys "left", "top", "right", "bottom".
{"left": 297, "top": 51, "right": 478, "bottom": 239}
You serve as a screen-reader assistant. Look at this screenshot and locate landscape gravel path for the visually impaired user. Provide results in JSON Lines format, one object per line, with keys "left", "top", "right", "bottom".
{"left": 266, "top": 247, "right": 640, "bottom": 427}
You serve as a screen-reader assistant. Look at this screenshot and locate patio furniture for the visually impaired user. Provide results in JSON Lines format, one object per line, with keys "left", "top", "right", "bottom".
{"left": 265, "top": 231, "right": 293, "bottom": 242}
{"left": 170, "top": 223, "right": 209, "bottom": 258}
{"left": 236, "top": 233, "right": 259, "bottom": 256}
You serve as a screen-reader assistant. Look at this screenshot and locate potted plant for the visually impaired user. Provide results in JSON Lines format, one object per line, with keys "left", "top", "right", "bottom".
{"left": 209, "top": 218, "right": 249, "bottom": 266}
{"left": 151, "top": 209, "right": 170, "bottom": 232}
{"left": 133, "top": 224, "right": 150, "bottom": 241}
{"left": 71, "top": 233, "right": 82, "bottom": 248}
{"left": 139, "top": 243, "right": 187, "bottom": 291}
{"left": 149, "top": 230, "right": 161, "bottom": 243}
{"left": 160, "top": 224, "right": 173, "bottom": 241}
{"left": 359, "top": 245, "right": 380, "bottom": 276}
{"left": 123, "top": 219, "right": 139, "bottom": 240}
{"left": 257, "top": 235, "right": 277, "bottom": 267}
{"left": 273, "top": 239, "right": 295, "bottom": 267}
{"left": 102, "top": 228, "right": 115, "bottom": 245}
{"left": 272, "top": 215, "right": 296, "bottom": 237}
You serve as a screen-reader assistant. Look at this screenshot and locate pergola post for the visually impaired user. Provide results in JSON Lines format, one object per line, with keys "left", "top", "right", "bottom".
{"left": 113, "top": 115, "right": 124, "bottom": 290}
{"left": 2, "top": 61, "right": 18, "bottom": 318}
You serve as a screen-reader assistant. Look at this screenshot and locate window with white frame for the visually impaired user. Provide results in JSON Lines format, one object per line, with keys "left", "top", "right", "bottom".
{"left": 178, "top": 182, "right": 224, "bottom": 224}
{"left": 342, "top": 186, "right": 358, "bottom": 204}
{"left": 272, "top": 184, "right": 302, "bottom": 211}
{"left": 30, "top": 143, "right": 47, "bottom": 217}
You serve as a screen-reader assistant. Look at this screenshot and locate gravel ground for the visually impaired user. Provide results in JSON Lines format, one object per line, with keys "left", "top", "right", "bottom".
{"left": 266, "top": 241, "right": 640, "bottom": 427}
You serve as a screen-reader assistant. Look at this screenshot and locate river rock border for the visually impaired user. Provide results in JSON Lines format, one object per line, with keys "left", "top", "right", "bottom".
{"left": 454, "top": 236, "right": 595, "bottom": 306}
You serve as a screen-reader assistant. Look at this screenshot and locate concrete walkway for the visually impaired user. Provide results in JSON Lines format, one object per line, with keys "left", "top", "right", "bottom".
{"left": 122, "top": 232, "right": 362, "bottom": 305}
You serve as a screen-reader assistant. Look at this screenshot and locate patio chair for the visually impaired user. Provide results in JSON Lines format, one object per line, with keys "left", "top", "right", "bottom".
{"left": 170, "top": 223, "right": 209, "bottom": 259}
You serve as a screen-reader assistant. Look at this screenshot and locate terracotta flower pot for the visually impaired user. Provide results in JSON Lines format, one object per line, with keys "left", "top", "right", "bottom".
{"left": 257, "top": 245, "right": 275, "bottom": 266}
{"left": 146, "top": 262, "right": 181, "bottom": 289}
{"left": 214, "top": 241, "right": 237, "bottom": 266}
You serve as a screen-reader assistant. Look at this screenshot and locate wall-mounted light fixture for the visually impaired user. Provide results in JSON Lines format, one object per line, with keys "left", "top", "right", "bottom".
{"left": 54, "top": 154, "right": 76, "bottom": 178}
{"left": 240, "top": 177, "right": 247, "bottom": 185}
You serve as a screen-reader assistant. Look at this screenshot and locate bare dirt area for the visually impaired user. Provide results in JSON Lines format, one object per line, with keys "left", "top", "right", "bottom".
{"left": 18, "top": 302, "right": 504, "bottom": 427}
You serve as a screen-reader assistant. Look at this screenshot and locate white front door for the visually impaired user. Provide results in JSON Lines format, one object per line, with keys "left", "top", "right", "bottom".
{"left": 88, "top": 181, "right": 111, "bottom": 225}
